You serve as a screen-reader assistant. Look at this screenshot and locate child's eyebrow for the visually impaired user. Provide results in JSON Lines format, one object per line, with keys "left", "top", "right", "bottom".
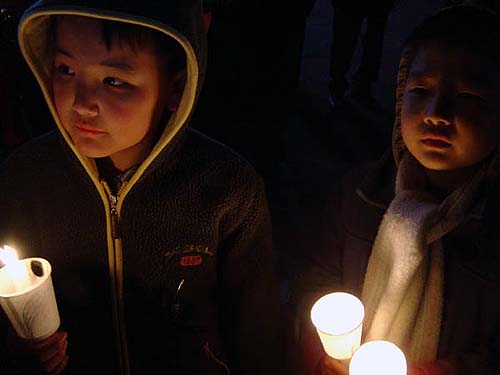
{"left": 99, "top": 58, "right": 136, "bottom": 73}
{"left": 406, "top": 71, "right": 432, "bottom": 82}
{"left": 408, "top": 70, "right": 496, "bottom": 90}
{"left": 458, "top": 76, "right": 498, "bottom": 90}
{"left": 54, "top": 48, "right": 135, "bottom": 72}
{"left": 54, "top": 47, "right": 72, "bottom": 58}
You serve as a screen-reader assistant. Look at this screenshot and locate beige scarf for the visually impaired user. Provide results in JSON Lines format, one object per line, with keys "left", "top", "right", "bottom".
{"left": 361, "top": 153, "right": 485, "bottom": 363}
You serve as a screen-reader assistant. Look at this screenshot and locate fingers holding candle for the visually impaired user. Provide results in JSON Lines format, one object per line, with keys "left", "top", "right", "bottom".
{"left": 31, "top": 330, "right": 69, "bottom": 374}
{"left": 314, "top": 354, "right": 350, "bottom": 375}
{"left": 9, "top": 330, "right": 70, "bottom": 375}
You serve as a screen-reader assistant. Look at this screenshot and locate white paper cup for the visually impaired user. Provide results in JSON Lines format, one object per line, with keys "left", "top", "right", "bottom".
{"left": 310, "top": 292, "right": 364, "bottom": 360}
{"left": 0, "top": 257, "right": 60, "bottom": 340}
{"left": 349, "top": 340, "right": 407, "bottom": 375}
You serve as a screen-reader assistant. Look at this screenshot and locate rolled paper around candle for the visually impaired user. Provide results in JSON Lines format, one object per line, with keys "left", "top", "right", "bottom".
{"left": 349, "top": 340, "right": 407, "bottom": 375}
{"left": 0, "top": 257, "right": 61, "bottom": 340}
{"left": 310, "top": 292, "right": 365, "bottom": 360}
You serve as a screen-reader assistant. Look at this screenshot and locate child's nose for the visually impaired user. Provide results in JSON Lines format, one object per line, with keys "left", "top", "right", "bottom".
{"left": 72, "top": 84, "right": 99, "bottom": 117}
{"left": 424, "top": 95, "right": 452, "bottom": 126}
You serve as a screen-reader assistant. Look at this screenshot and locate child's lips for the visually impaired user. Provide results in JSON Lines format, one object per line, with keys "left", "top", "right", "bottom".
{"left": 75, "top": 123, "right": 105, "bottom": 135}
{"left": 421, "top": 136, "right": 451, "bottom": 148}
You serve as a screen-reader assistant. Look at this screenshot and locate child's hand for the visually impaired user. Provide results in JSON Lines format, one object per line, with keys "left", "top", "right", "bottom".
{"left": 314, "top": 354, "right": 349, "bottom": 375}
{"left": 31, "top": 330, "right": 69, "bottom": 374}
{"left": 408, "top": 359, "right": 459, "bottom": 375}
{"left": 9, "top": 329, "right": 70, "bottom": 374}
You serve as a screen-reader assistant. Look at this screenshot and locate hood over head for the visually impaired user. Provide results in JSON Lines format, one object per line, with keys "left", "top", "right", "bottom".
{"left": 393, "top": 4, "right": 500, "bottom": 182}
{"left": 17, "top": 0, "right": 207, "bottom": 177}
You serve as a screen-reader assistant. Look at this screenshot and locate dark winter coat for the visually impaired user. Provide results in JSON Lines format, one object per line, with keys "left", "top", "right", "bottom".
{"left": 0, "top": 0, "right": 282, "bottom": 374}
{"left": 290, "top": 150, "right": 500, "bottom": 374}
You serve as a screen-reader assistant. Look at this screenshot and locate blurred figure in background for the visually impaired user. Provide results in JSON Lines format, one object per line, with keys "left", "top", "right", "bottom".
{"left": 328, "top": 0, "right": 398, "bottom": 117}
{"left": 0, "top": 2, "right": 53, "bottom": 160}
{"left": 444, "top": 0, "right": 500, "bottom": 13}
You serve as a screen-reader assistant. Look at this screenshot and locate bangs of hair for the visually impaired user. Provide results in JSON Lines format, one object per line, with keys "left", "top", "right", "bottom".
{"left": 101, "top": 20, "right": 157, "bottom": 52}
{"left": 101, "top": 20, "right": 186, "bottom": 77}
{"left": 50, "top": 16, "right": 186, "bottom": 77}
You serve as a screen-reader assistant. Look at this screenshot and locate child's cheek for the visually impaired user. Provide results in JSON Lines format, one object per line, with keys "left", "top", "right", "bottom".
{"left": 103, "top": 87, "right": 158, "bottom": 123}
{"left": 399, "top": 106, "right": 420, "bottom": 157}
{"left": 52, "top": 80, "right": 70, "bottom": 123}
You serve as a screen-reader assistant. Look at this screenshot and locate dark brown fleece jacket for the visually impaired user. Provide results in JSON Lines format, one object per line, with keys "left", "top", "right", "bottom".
{"left": 0, "top": 0, "right": 282, "bottom": 374}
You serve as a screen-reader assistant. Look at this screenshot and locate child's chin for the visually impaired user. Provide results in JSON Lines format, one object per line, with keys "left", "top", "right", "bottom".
{"left": 415, "top": 152, "right": 454, "bottom": 171}
{"left": 74, "top": 145, "right": 109, "bottom": 159}
{"left": 70, "top": 138, "right": 105, "bottom": 158}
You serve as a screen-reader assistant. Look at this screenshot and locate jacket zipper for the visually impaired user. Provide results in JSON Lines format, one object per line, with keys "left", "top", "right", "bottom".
{"left": 102, "top": 181, "right": 130, "bottom": 375}
{"left": 102, "top": 179, "right": 125, "bottom": 238}
{"left": 109, "top": 192, "right": 120, "bottom": 239}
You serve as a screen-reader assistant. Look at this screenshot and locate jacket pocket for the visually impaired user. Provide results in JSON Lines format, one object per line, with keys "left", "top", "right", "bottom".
{"left": 163, "top": 245, "right": 217, "bottom": 327}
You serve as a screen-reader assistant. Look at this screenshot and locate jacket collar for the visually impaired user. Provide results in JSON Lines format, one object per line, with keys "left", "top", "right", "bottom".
{"left": 355, "top": 150, "right": 396, "bottom": 210}
{"left": 356, "top": 150, "right": 487, "bottom": 220}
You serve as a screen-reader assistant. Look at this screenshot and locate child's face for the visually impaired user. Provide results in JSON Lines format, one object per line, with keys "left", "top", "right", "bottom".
{"left": 401, "top": 42, "right": 500, "bottom": 182}
{"left": 52, "top": 16, "right": 173, "bottom": 170}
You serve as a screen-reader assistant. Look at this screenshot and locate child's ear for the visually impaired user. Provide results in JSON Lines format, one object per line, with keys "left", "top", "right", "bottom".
{"left": 166, "top": 70, "right": 187, "bottom": 112}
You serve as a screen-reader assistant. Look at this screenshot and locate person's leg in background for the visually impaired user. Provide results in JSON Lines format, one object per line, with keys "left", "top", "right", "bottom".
{"left": 249, "top": 0, "right": 318, "bottom": 178}
{"left": 328, "top": 2, "right": 365, "bottom": 108}
{"left": 285, "top": 0, "right": 318, "bottom": 97}
{"left": 348, "top": 0, "right": 396, "bottom": 114}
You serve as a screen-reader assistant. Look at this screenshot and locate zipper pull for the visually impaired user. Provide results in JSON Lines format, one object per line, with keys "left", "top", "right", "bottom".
{"left": 171, "top": 279, "right": 185, "bottom": 322}
{"left": 110, "top": 194, "right": 121, "bottom": 239}
{"left": 101, "top": 180, "right": 123, "bottom": 239}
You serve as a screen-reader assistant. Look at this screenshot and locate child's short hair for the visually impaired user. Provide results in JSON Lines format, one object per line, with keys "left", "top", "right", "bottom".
{"left": 50, "top": 15, "right": 186, "bottom": 78}
{"left": 404, "top": 5, "right": 500, "bottom": 68}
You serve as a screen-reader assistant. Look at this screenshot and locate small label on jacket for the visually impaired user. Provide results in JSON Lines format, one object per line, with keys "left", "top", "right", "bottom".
{"left": 180, "top": 255, "right": 203, "bottom": 267}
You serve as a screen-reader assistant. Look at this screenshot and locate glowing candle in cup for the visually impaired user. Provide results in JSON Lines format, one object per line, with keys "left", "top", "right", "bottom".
{"left": 310, "top": 292, "right": 365, "bottom": 360}
{"left": 0, "top": 245, "right": 60, "bottom": 340}
{"left": 349, "top": 340, "right": 407, "bottom": 375}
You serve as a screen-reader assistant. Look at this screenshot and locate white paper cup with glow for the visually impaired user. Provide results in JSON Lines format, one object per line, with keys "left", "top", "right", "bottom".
{"left": 0, "top": 257, "right": 60, "bottom": 340}
{"left": 349, "top": 340, "right": 407, "bottom": 375}
{"left": 310, "top": 292, "right": 365, "bottom": 360}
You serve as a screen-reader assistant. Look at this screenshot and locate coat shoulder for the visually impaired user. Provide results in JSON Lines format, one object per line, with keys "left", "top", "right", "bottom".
{"left": 182, "top": 127, "right": 264, "bottom": 188}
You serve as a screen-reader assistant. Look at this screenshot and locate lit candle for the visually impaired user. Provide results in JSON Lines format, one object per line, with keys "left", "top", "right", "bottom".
{"left": 0, "top": 245, "right": 32, "bottom": 293}
{"left": 349, "top": 340, "right": 407, "bottom": 375}
{"left": 0, "top": 250, "right": 61, "bottom": 340}
{"left": 310, "top": 292, "right": 365, "bottom": 360}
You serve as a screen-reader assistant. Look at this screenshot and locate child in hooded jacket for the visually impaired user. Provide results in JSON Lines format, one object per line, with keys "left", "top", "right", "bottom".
{"left": 289, "top": 5, "right": 500, "bottom": 375}
{"left": 0, "top": 1, "right": 282, "bottom": 374}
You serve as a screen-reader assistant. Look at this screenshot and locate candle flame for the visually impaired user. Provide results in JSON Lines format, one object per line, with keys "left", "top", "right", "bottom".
{"left": 0, "top": 245, "right": 32, "bottom": 293}
{"left": 0, "top": 245, "right": 19, "bottom": 266}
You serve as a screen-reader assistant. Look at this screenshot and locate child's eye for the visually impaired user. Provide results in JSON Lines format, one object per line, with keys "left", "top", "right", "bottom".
{"left": 103, "top": 77, "right": 128, "bottom": 88}
{"left": 407, "top": 87, "right": 428, "bottom": 95}
{"left": 55, "top": 64, "right": 75, "bottom": 76}
{"left": 457, "top": 92, "right": 483, "bottom": 101}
